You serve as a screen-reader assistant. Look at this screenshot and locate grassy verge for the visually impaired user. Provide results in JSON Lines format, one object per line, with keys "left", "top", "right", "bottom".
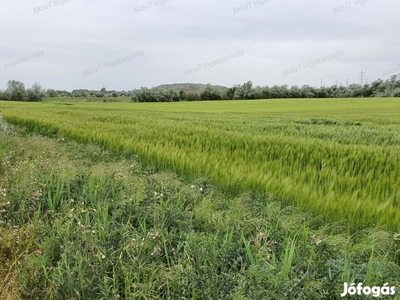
{"left": 0, "top": 118, "right": 399, "bottom": 299}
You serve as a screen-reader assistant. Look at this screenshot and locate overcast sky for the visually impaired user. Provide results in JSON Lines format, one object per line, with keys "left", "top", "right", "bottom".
{"left": 0, "top": 0, "right": 399, "bottom": 91}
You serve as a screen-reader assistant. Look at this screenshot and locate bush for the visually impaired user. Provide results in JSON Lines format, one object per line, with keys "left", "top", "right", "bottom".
{"left": 0, "top": 90, "right": 11, "bottom": 100}
{"left": 200, "top": 85, "right": 222, "bottom": 100}
{"left": 26, "top": 83, "right": 45, "bottom": 102}
{"left": 1, "top": 80, "right": 44, "bottom": 102}
{"left": 7, "top": 80, "right": 25, "bottom": 101}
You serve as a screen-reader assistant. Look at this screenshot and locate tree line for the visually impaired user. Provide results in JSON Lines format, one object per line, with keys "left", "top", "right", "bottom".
{"left": 0, "top": 80, "right": 46, "bottom": 102}
{"left": 0, "top": 80, "right": 130, "bottom": 101}
{"left": 131, "top": 76, "right": 400, "bottom": 102}
{"left": 1, "top": 76, "right": 399, "bottom": 102}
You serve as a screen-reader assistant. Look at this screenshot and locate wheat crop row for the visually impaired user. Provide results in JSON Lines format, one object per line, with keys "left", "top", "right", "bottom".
{"left": 1, "top": 98, "right": 399, "bottom": 231}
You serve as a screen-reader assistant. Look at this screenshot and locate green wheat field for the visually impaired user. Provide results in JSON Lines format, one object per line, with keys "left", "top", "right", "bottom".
{"left": 1, "top": 98, "right": 399, "bottom": 299}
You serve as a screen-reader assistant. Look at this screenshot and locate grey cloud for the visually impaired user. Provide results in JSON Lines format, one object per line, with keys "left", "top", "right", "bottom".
{"left": 0, "top": 0, "right": 398, "bottom": 90}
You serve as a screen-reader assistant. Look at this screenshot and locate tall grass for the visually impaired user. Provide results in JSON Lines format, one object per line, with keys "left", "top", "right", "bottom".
{"left": 0, "top": 127, "right": 399, "bottom": 299}
{"left": 0, "top": 98, "right": 399, "bottom": 231}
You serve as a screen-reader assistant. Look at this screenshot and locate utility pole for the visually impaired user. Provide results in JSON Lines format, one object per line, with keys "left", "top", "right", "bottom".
{"left": 359, "top": 69, "right": 365, "bottom": 86}
{"left": 346, "top": 78, "right": 349, "bottom": 87}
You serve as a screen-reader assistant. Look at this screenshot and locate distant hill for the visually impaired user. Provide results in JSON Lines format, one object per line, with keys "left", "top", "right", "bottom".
{"left": 154, "top": 83, "right": 229, "bottom": 92}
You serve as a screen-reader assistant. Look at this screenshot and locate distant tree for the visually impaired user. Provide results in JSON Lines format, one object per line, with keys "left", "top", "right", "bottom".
{"left": 333, "top": 86, "right": 347, "bottom": 98}
{"left": 279, "top": 85, "right": 289, "bottom": 98}
{"left": 200, "top": 85, "right": 221, "bottom": 100}
{"left": 151, "top": 89, "right": 163, "bottom": 102}
{"left": 300, "top": 85, "right": 316, "bottom": 98}
{"left": 253, "top": 86, "right": 263, "bottom": 99}
{"left": 0, "top": 89, "right": 11, "bottom": 100}
{"left": 234, "top": 81, "right": 254, "bottom": 100}
{"left": 361, "top": 85, "right": 373, "bottom": 97}
{"left": 46, "top": 89, "right": 58, "bottom": 97}
{"left": 261, "top": 87, "right": 271, "bottom": 99}
{"left": 391, "top": 87, "right": 400, "bottom": 97}
{"left": 179, "top": 90, "right": 186, "bottom": 101}
{"left": 370, "top": 79, "right": 385, "bottom": 96}
{"left": 166, "top": 89, "right": 180, "bottom": 102}
{"left": 315, "top": 87, "right": 328, "bottom": 98}
{"left": 289, "top": 85, "right": 302, "bottom": 98}
{"left": 26, "top": 83, "right": 45, "bottom": 101}
{"left": 325, "top": 85, "right": 337, "bottom": 98}
{"left": 226, "top": 86, "right": 237, "bottom": 100}
{"left": 346, "top": 84, "right": 362, "bottom": 98}
{"left": 58, "top": 90, "right": 71, "bottom": 97}
{"left": 131, "top": 87, "right": 154, "bottom": 102}
{"left": 270, "top": 85, "right": 288, "bottom": 98}
{"left": 185, "top": 91, "right": 201, "bottom": 101}
{"left": 112, "top": 91, "right": 118, "bottom": 97}
{"left": 6, "top": 80, "right": 25, "bottom": 101}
